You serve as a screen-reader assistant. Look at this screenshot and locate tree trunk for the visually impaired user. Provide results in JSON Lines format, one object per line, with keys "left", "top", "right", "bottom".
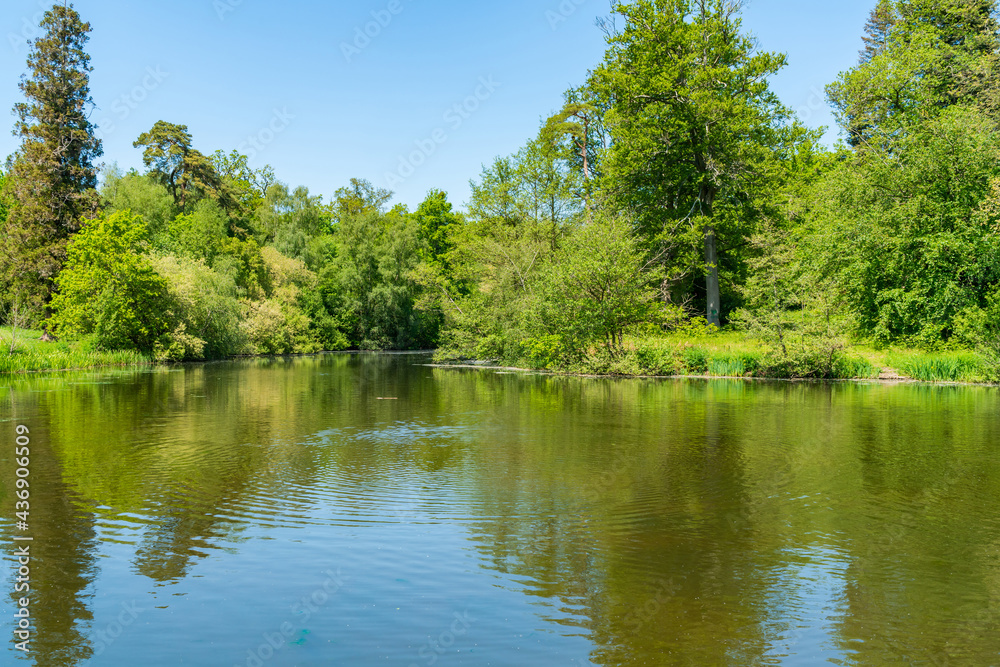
{"left": 702, "top": 187, "right": 721, "bottom": 328}
{"left": 704, "top": 226, "right": 721, "bottom": 327}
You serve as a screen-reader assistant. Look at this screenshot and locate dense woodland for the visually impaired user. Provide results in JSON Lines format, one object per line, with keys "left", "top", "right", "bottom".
{"left": 4, "top": 0, "right": 1000, "bottom": 378}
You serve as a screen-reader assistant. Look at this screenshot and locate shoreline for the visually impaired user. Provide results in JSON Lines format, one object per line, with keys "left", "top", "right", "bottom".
{"left": 427, "top": 361, "right": 1000, "bottom": 388}
{"left": 3, "top": 349, "right": 999, "bottom": 388}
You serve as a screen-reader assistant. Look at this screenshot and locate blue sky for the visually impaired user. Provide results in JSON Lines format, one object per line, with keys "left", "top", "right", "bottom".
{"left": 1, "top": 0, "right": 877, "bottom": 210}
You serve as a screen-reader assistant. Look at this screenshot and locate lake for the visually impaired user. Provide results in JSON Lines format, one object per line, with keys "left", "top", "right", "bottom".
{"left": 2, "top": 353, "right": 1000, "bottom": 665}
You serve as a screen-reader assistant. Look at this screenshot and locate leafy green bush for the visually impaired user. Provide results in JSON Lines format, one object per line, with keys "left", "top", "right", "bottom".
{"left": 521, "top": 335, "right": 567, "bottom": 369}
{"left": 633, "top": 342, "right": 679, "bottom": 375}
{"left": 48, "top": 210, "right": 172, "bottom": 353}
{"left": 682, "top": 347, "right": 710, "bottom": 374}
{"left": 152, "top": 255, "right": 246, "bottom": 360}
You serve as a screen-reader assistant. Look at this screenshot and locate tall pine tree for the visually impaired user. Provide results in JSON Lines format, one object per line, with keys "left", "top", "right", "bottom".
{"left": 1, "top": 3, "right": 102, "bottom": 321}
{"left": 860, "top": 0, "right": 898, "bottom": 63}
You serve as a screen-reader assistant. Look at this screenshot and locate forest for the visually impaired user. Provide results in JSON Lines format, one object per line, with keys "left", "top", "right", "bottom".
{"left": 4, "top": 0, "right": 1000, "bottom": 381}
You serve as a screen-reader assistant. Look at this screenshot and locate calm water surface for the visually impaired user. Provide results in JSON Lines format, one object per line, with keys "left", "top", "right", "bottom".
{"left": 2, "top": 353, "right": 1000, "bottom": 666}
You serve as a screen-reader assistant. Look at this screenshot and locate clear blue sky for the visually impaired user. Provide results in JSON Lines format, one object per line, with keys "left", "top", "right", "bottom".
{"left": 1, "top": 0, "right": 877, "bottom": 210}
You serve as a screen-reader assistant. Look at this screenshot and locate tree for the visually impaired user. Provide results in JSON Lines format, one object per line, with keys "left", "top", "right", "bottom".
{"left": 100, "top": 164, "right": 176, "bottom": 241}
{"left": 163, "top": 200, "right": 229, "bottom": 261}
{"left": 543, "top": 87, "right": 609, "bottom": 214}
{"left": 134, "top": 121, "right": 227, "bottom": 211}
{"left": 151, "top": 254, "right": 245, "bottom": 360}
{"left": 593, "top": 0, "right": 791, "bottom": 327}
{"left": 828, "top": 0, "right": 1000, "bottom": 149}
{"left": 537, "top": 216, "right": 663, "bottom": 358}
{"left": 813, "top": 106, "right": 1000, "bottom": 346}
{"left": 412, "top": 189, "right": 461, "bottom": 269}
{"left": 1, "top": 3, "right": 102, "bottom": 317}
{"left": 468, "top": 131, "right": 584, "bottom": 246}
{"left": 330, "top": 178, "right": 392, "bottom": 224}
{"left": 860, "top": 0, "right": 898, "bottom": 64}
{"left": 468, "top": 157, "right": 524, "bottom": 228}
{"left": 0, "top": 171, "right": 8, "bottom": 229}
{"left": 327, "top": 208, "right": 434, "bottom": 349}
{"left": 47, "top": 210, "right": 172, "bottom": 352}
{"left": 211, "top": 149, "right": 276, "bottom": 214}
{"left": 254, "top": 184, "right": 330, "bottom": 266}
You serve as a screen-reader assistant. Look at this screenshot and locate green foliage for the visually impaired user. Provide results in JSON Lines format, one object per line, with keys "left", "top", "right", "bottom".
{"left": 682, "top": 347, "right": 710, "bottom": 374}
{"left": 164, "top": 199, "right": 229, "bottom": 261}
{"left": 534, "top": 216, "right": 662, "bottom": 356}
{"left": 885, "top": 350, "right": 983, "bottom": 382}
{"left": 828, "top": 0, "right": 1000, "bottom": 148}
{"left": 254, "top": 184, "right": 330, "bottom": 266}
{"left": 328, "top": 209, "right": 435, "bottom": 350}
{"left": 134, "top": 121, "right": 228, "bottom": 211}
{"left": 0, "top": 171, "right": 9, "bottom": 229}
{"left": 708, "top": 352, "right": 761, "bottom": 378}
{"left": 593, "top": 0, "right": 795, "bottom": 325}
{"left": 412, "top": 189, "right": 462, "bottom": 269}
{"left": 48, "top": 210, "right": 171, "bottom": 352}
{"left": 211, "top": 149, "right": 276, "bottom": 215}
{"left": 632, "top": 341, "right": 680, "bottom": 376}
{"left": 101, "top": 164, "right": 176, "bottom": 239}
{"left": 152, "top": 255, "right": 245, "bottom": 360}
{"left": 214, "top": 236, "right": 270, "bottom": 299}
{"left": 0, "top": 325, "right": 150, "bottom": 373}
{"left": 815, "top": 106, "right": 1000, "bottom": 346}
{"left": 330, "top": 178, "right": 392, "bottom": 223}
{"left": 240, "top": 247, "right": 323, "bottom": 355}
{"left": 467, "top": 131, "right": 584, "bottom": 246}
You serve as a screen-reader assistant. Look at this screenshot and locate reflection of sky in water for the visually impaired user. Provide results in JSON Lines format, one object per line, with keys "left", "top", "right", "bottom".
{"left": 762, "top": 544, "right": 850, "bottom": 666}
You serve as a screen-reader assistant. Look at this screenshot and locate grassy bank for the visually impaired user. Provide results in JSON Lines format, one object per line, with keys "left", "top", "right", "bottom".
{"left": 0, "top": 326, "right": 152, "bottom": 374}
{"left": 4, "top": 322, "right": 998, "bottom": 384}
{"left": 437, "top": 329, "right": 1000, "bottom": 384}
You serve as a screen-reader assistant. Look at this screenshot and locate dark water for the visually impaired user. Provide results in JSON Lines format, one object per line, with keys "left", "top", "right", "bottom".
{"left": 2, "top": 353, "right": 1000, "bottom": 666}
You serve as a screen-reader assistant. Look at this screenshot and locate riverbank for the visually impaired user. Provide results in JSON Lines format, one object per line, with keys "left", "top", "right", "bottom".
{"left": 0, "top": 326, "right": 152, "bottom": 373}
{"left": 434, "top": 330, "right": 1000, "bottom": 384}
{"left": 4, "top": 324, "right": 998, "bottom": 385}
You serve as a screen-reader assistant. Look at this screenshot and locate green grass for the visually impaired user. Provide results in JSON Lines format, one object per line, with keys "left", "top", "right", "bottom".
{"left": 0, "top": 326, "right": 152, "bottom": 374}
{"left": 884, "top": 350, "right": 984, "bottom": 382}
{"left": 605, "top": 331, "right": 938, "bottom": 381}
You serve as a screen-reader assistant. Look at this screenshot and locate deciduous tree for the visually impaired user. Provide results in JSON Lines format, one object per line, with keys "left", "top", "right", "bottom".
{"left": 593, "top": 0, "right": 791, "bottom": 326}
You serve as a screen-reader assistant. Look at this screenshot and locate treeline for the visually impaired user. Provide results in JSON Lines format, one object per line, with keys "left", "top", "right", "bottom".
{"left": 4, "top": 1, "right": 1000, "bottom": 374}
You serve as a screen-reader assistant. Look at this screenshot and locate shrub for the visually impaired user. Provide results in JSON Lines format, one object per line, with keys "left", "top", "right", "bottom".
{"left": 48, "top": 210, "right": 172, "bottom": 353}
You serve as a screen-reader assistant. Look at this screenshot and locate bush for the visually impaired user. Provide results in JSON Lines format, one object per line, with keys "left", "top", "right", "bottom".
{"left": 682, "top": 347, "right": 710, "bottom": 374}
{"left": 633, "top": 342, "right": 679, "bottom": 375}
{"left": 152, "top": 255, "right": 246, "bottom": 359}
{"left": 48, "top": 210, "right": 172, "bottom": 353}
